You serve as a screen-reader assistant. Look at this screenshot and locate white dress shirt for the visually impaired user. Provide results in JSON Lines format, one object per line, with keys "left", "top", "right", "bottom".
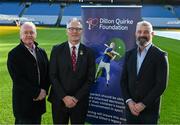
{"left": 68, "top": 42, "right": 80, "bottom": 60}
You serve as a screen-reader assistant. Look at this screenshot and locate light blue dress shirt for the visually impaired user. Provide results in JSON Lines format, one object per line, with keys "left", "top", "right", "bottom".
{"left": 137, "top": 43, "right": 152, "bottom": 75}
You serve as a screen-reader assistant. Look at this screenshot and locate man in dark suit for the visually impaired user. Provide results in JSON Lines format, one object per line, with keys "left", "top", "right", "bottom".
{"left": 121, "top": 21, "right": 169, "bottom": 124}
{"left": 48, "top": 18, "right": 96, "bottom": 124}
{"left": 7, "top": 22, "right": 50, "bottom": 124}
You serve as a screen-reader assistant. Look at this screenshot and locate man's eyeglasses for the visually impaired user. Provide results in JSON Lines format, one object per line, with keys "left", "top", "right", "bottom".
{"left": 24, "top": 31, "right": 35, "bottom": 35}
{"left": 68, "top": 27, "right": 83, "bottom": 32}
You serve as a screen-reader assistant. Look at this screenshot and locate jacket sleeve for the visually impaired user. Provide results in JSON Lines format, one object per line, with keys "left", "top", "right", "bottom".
{"left": 49, "top": 46, "right": 66, "bottom": 100}
{"left": 75, "top": 48, "right": 96, "bottom": 101}
{"left": 7, "top": 51, "right": 40, "bottom": 99}
{"left": 142, "top": 52, "right": 169, "bottom": 107}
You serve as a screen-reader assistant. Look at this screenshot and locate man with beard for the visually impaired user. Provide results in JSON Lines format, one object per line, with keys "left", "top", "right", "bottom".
{"left": 120, "top": 21, "right": 169, "bottom": 124}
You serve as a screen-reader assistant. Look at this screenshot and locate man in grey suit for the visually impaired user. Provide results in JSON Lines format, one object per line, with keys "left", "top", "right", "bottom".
{"left": 48, "top": 18, "right": 96, "bottom": 124}
{"left": 121, "top": 20, "right": 169, "bottom": 124}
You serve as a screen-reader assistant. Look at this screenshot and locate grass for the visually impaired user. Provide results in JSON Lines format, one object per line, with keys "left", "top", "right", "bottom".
{"left": 153, "top": 36, "right": 180, "bottom": 124}
{"left": 0, "top": 26, "right": 180, "bottom": 124}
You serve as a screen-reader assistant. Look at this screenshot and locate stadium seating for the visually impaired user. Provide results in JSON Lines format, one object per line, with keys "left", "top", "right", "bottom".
{"left": 24, "top": 3, "right": 81, "bottom": 25}
{"left": 174, "top": 6, "right": 180, "bottom": 18}
{"left": 141, "top": 5, "right": 176, "bottom": 18}
{"left": 0, "top": 2, "right": 23, "bottom": 15}
{"left": 0, "top": 2, "right": 180, "bottom": 28}
{"left": 0, "top": 2, "right": 81, "bottom": 25}
{"left": 142, "top": 5, "right": 180, "bottom": 28}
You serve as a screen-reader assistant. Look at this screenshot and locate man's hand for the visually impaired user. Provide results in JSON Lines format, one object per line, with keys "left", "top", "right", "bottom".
{"left": 63, "top": 96, "right": 78, "bottom": 108}
{"left": 134, "top": 102, "right": 146, "bottom": 113}
{"left": 127, "top": 100, "right": 139, "bottom": 116}
{"left": 33, "top": 89, "right": 46, "bottom": 101}
{"left": 72, "top": 96, "right": 78, "bottom": 104}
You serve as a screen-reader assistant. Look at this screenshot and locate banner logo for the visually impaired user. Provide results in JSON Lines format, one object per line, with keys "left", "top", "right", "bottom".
{"left": 86, "top": 18, "right": 99, "bottom": 30}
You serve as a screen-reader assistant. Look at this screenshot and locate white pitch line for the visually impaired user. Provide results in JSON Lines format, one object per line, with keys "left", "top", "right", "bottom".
{"left": 155, "top": 30, "right": 180, "bottom": 40}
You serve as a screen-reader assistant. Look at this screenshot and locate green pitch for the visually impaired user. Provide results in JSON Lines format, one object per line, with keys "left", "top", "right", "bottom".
{"left": 0, "top": 26, "right": 179, "bottom": 124}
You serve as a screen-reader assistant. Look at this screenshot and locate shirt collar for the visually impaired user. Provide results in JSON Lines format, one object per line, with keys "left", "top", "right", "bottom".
{"left": 68, "top": 41, "right": 80, "bottom": 50}
{"left": 144, "top": 42, "right": 152, "bottom": 51}
{"left": 24, "top": 43, "right": 36, "bottom": 50}
{"left": 137, "top": 42, "right": 152, "bottom": 53}
{"left": 20, "top": 40, "right": 37, "bottom": 50}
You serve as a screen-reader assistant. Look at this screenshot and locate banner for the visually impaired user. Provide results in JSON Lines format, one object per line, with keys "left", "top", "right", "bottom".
{"left": 82, "top": 6, "right": 141, "bottom": 124}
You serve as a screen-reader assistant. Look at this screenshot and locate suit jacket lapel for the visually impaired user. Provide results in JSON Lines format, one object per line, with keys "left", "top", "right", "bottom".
{"left": 64, "top": 42, "right": 72, "bottom": 71}
{"left": 76, "top": 44, "right": 84, "bottom": 73}
{"left": 137, "top": 45, "right": 153, "bottom": 78}
{"left": 35, "top": 47, "right": 45, "bottom": 71}
{"left": 20, "top": 43, "right": 37, "bottom": 62}
{"left": 132, "top": 49, "right": 137, "bottom": 78}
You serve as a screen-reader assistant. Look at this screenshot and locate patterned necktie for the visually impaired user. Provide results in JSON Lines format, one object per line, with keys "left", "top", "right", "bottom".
{"left": 71, "top": 46, "right": 76, "bottom": 72}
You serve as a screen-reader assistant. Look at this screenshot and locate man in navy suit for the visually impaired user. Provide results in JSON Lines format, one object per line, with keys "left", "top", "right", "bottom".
{"left": 7, "top": 22, "right": 50, "bottom": 124}
{"left": 121, "top": 21, "right": 169, "bottom": 124}
{"left": 48, "top": 18, "right": 96, "bottom": 124}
